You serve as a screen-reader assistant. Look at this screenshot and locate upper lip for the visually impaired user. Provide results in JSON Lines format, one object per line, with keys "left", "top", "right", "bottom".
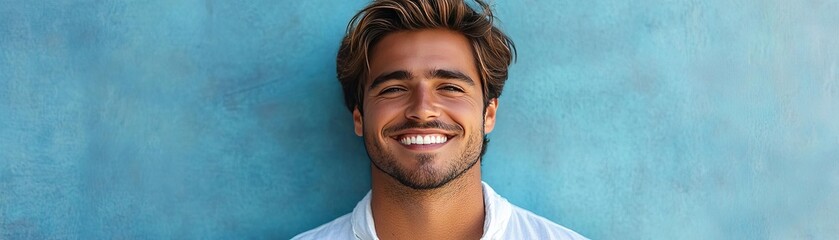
{"left": 389, "top": 129, "right": 457, "bottom": 139}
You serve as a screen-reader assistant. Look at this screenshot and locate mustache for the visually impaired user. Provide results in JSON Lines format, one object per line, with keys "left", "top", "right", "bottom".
{"left": 383, "top": 120, "right": 463, "bottom": 135}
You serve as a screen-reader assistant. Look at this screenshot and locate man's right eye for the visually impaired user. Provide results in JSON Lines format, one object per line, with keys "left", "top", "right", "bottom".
{"left": 380, "top": 87, "right": 405, "bottom": 95}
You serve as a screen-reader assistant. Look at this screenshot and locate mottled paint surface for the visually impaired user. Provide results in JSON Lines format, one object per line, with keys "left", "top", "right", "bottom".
{"left": 1, "top": 0, "right": 837, "bottom": 239}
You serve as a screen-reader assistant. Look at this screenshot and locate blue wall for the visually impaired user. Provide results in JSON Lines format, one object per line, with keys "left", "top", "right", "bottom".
{"left": 2, "top": 0, "right": 837, "bottom": 239}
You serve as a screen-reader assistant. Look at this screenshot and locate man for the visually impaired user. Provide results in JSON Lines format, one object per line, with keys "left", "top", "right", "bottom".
{"left": 294, "top": 0, "right": 587, "bottom": 239}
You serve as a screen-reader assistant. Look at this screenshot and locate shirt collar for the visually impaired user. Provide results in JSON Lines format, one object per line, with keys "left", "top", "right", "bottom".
{"left": 350, "top": 181, "right": 513, "bottom": 240}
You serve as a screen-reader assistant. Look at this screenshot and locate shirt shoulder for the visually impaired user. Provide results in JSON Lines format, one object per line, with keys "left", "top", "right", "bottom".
{"left": 291, "top": 213, "right": 354, "bottom": 240}
{"left": 504, "top": 205, "right": 589, "bottom": 240}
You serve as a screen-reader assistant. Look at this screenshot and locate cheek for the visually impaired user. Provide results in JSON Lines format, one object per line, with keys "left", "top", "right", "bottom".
{"left": 363, "top": 102, "right": 404, "bottom": 131}
{"left": 441, "top": 98, "right": 483, "bottom": 129}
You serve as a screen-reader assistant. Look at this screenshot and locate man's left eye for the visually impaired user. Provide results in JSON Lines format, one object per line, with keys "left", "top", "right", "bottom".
{"left": 440, "top": 86, "right": 464, "bottom": 92}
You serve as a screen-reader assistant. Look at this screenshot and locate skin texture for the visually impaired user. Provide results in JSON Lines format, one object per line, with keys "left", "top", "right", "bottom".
{"left": 353, "top": 29, "right": 498, "bottom": 240}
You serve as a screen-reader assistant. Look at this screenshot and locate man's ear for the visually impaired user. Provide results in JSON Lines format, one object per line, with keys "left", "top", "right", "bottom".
{"left": 353, "top": 106, "right": 363, "bottom": 136}
{"left": 484, "top": 98, "right": 498, "bottom": 134}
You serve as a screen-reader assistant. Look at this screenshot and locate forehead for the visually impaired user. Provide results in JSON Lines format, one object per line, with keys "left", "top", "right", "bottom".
{"left": 367, "top": 29, "right": 479, "bottom": 85}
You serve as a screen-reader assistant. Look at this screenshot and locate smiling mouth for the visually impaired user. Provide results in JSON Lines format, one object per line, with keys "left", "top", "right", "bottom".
{"left": 395, "top": 134, "right": 450, "bottom": 145}
{"left": 387, "top": 132, "right": 457, "bottom": 152}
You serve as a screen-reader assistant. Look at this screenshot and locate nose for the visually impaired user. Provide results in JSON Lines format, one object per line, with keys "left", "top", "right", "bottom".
{"left": 405, "top": 85, "right": 440, "bottom": 122}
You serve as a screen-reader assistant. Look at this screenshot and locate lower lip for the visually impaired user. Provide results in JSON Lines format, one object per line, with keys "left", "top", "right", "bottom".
{"left": 393, "top": 138, "right": 451, "bottom": 151}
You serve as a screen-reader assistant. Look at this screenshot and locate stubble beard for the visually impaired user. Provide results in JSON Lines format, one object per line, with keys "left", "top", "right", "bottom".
{"left": 363, "top": 124, "right": 484, "bottom": 190}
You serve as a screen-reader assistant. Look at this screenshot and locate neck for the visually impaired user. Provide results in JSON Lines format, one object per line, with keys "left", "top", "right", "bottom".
{"left": 370, "top": 163, "right": 485, "bottom": 240}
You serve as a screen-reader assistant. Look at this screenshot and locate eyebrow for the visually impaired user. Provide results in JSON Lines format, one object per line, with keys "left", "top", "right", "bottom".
{"left": 368, "top": 69, "right": 475, "bottom": 90}
{"left": 429, "top": 69, "right": 475, "bottom": 86}
{"left": 369, "top": 70, "right": 413, "bottom": 90}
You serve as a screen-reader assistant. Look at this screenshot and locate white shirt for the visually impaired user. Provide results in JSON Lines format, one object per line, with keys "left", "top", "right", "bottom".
{"left": 293, "top": 182, "right": 588, "bottom": 240}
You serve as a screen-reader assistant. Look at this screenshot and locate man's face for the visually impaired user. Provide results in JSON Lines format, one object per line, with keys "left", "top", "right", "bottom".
{"left": 353, "top": 29, "right": 498, "bottom": 189}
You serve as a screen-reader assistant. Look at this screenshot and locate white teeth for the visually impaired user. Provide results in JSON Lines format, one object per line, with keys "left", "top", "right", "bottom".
{"left": 399, "top": 134, "right": 449, "bottom": 145}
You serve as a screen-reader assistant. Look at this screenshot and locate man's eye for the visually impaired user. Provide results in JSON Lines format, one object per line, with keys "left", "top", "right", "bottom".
{"left": 380, "top": 87, "right": 405, "bottom": 94}
{"left": 440, "top": 85, "right": 464, "bottom": 92}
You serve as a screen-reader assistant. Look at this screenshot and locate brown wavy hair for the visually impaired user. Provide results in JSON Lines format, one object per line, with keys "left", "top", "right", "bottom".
{"left": 337, "top": 0, "right": 516, "bottom": 113}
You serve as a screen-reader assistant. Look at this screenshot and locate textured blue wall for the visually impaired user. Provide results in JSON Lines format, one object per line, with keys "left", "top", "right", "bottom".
{"left": 1, "top": 0, "right": 837, "bottom": 239}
